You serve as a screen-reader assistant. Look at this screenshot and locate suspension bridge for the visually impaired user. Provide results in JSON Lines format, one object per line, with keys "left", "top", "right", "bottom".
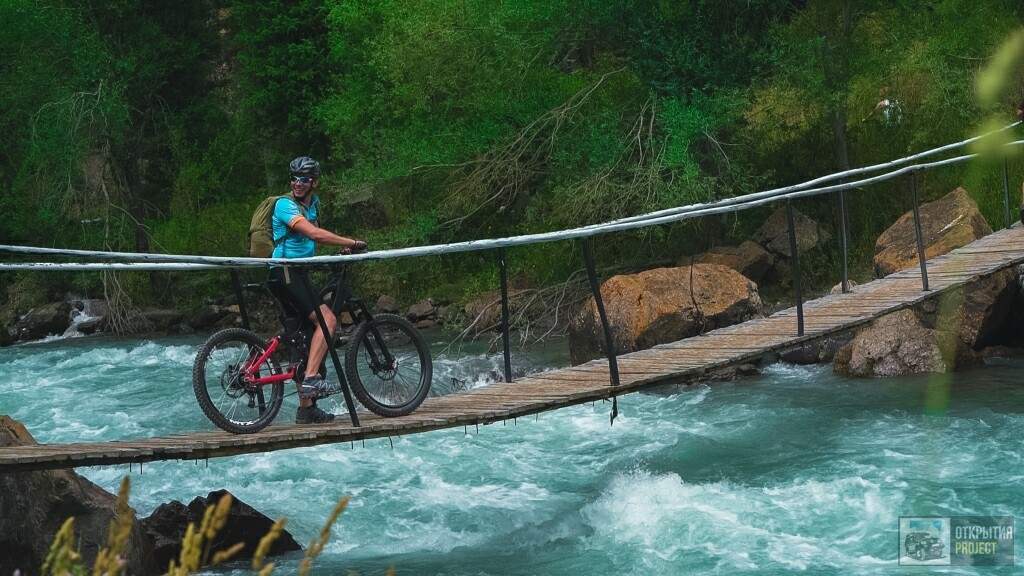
{"left": 1, "top": 124, "right": 1022, "bottom": 472}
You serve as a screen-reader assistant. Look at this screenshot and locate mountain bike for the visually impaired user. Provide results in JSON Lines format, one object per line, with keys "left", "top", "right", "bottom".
{"left": 191, "top": 255, "right": 432, "bottom": 434}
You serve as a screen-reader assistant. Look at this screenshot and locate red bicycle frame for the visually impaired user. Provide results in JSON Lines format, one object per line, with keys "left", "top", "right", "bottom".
{"left": 242, "top": 336, "right": 296, "bottom": 386}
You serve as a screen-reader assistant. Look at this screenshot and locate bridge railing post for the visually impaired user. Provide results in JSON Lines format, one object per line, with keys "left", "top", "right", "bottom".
{"left": 580, "top": 238, "right": 619, "bottom": 423}
{"left": 909, "top": 171, "right": 930, "bottom": 291}
{"left": 836, "top": 185, "right": 850, "bottom": 294}
{"left": 230, "top": 270, "right": 252, "bottom": 330}
{"left": 296, "top": 266, "right": 361, "bottom": 427}
{"left": 785, "top": 199, "right": 804, "bottom": 336}
{"left": 1003, "top": 157, "right": 1012, "bottom": 229}
{"left": 496, "top": 248, "right": 513, "bottom": 383}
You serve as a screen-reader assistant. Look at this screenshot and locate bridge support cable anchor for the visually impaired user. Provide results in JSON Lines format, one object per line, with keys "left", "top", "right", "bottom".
{"left": 835, "top": 185, "right": 850, "bottom": 294}
{"left": 1003, "top": 158, "right": 1012, "bottom": 229}
{"left": 785, "top": 200, "right": 805, "bottom": 336}
{"left": 580, "top": 239, "right": 619, "bottom": 424}
{"left": 296, "top": 267, "right": 361, "bottom": 427}
{"left": 496, "top": 248, "right": 514, "bottom": 384}
{"left": 230, "top": 271, "right": 251, "bottom": 330}
{"left": 909, "top": 173, "right": 930, "bottom": 291}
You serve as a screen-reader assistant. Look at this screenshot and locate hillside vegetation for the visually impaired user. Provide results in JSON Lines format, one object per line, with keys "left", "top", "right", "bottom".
{"left": 2, "top": 0, "right": 1023, "bottom": 321}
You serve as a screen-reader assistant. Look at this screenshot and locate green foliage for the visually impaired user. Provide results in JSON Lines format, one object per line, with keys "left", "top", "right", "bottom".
{"left": 2, "top": 0, "right": 1024, "bottom": 314}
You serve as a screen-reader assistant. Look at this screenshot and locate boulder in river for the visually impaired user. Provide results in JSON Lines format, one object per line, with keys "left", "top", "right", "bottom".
{"left": 0, "top": 416, "right": 158, "bottom": 576}
{"left": 919, "top": 267, "right": 1018, "bottom": 350}
{"left": 375, "top": 294, "right": 399, "bottom": 314}
{"left": 137, "top": 308, "right": 186, "bottom": 332}
{"left": 13, "top": 301, "right": 71, "bottom": 341}
{"left": 462, "top": 288, "right": 531, "bottom": 334}
{"left": 873, "top": 187, "right": 991, "bottom": 277}
{"left": 753, "top": 206, "right": 831, "bottom": 258}
{"left": 833, "top": 308, "right": 979, "bottom": 377}
{"left": 139, "top": 489, "right": 302, "bottom": 569}
{"left": 687, "top": 240, "right": 774, "bottom": 283}
{"left": 569, "top": 264, "right": 762, "bottom": 365}
{"left": 406, "top": 299, "right": 437, "bottom": 322}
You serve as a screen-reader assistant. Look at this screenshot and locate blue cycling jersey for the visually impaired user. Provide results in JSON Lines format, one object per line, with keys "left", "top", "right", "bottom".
{"left": 271, "top": 195, "right": 319, "bottom": 258}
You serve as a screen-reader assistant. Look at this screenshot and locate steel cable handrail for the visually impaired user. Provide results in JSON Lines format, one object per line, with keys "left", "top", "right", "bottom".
{"left": 1, "top": 133, "right": 1021, "bottom": 272}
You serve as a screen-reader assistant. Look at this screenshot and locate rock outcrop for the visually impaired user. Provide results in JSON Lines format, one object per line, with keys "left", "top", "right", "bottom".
{"left": 833, "top": 309, "right": 963, "bottom": 377}
{"left": 462, "top": 288, "right": 531, "bottom": 334}
{"left": 139, "top": 490, "right": 301, "bottom": 570}
{"left": 0, "top": 416, "right": 158, "bottom": 576}
{"left": 833, "top": 270, "right": 1017, "bottom": 377}
{"left": 753, "top": 206, "right": 831, "bottom": 258}
{"left": 13, "top": 301, "right": 71, "bottom": 341}
{"left": 375, "top": 294, "right": 399, "bottom": 314}
{"left": 688, "top": 241, "right": 774, "bottom": 283}
{"left": 873, "top": 187, "right": 991, "bottom": 277}
{"left": 569, "top": 264, "right": 762, "bottom": 365}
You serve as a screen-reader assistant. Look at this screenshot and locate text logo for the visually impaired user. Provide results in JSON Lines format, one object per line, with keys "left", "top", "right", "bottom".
{"left": 900, "top": 516, "right": 1013, "bottom": 566}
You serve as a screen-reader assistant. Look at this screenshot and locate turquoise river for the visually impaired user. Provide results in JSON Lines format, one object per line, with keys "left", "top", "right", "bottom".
{"left": 2, "top": 332, "right": 1022, "bottom": 575}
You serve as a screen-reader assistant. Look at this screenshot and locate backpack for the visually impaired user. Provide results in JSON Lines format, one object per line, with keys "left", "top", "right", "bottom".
{"left": 247, "top": 195, "right": 310, "bottom": 257}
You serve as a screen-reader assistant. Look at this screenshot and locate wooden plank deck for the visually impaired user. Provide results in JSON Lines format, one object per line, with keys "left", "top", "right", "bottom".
{"left": 2, "top": 225, "right": 1023, "bottom": 472}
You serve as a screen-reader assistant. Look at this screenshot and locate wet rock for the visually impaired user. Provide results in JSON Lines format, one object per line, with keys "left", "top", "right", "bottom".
{"left": 753, "top": 207, "right": 831, "bottom": 258}
{"left": 915, "top": 267, "right": 1018, "bottom": 350}
{"left": 833, "top": 309, "right": 978, "bottom": 377}
{"left": 188, "top": 304, "right": 230, "bottom": 330}
{"left": 139, "top": 489, "right": 301, "bottom": 570}
{"left": 781, "top": 331, "right": 854, "bottom": 365}
{"left": 375, "top": 295, "right": 399, "bottom": 314}
{"left": 462, "top": 289, "right": 531, "bottom": 334}
{"left": 829, "top": 279, "right": 859, "bottom": 294}
{"left": 415, "top": 318, "right": 436, "bottom": 329}
{"left": 873, "top": 187, "right": 991, "bottom": 277}
{"left": 14, "top": 301, "right": 71, "bottom": 341}
{"left": 569, "top": 264, "right": 762, "bottom": 365}
{"left": 138, "top": 308, "right": 185, "bottom": 332}
{"left": 406, "top": 299, "right": 436, "bottom": 321}
{"left": 0, "top": 323, "right": 14, "bottom": 347}
{"left": 981, "top": 345, "right": 1024, "bottom": 358}
{"left": 688, "top": 241, "right": 774, "bottom": 283}
{"left": 0, "top": 416, "right": 158, "bottom": 576}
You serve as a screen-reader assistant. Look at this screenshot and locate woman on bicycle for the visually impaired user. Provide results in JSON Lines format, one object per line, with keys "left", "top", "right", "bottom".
{"left": 272, "top": 156, "right": 367, "bottom": 424}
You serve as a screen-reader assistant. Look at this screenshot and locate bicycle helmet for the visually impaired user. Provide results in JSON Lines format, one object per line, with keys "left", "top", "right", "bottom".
{"left": 289, "top": 156, "right": 321, "bottom": 177}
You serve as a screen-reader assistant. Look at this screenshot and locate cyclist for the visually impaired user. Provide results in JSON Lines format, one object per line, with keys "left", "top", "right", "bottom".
{"left": 271, "top": 156, "right": 367, "bottom": 424}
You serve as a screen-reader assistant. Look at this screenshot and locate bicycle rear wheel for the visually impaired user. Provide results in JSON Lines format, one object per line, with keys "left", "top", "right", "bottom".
{"left": 344, "top": 314, "right": 432, "bottom": 417}
{"left": 193, "top": 328, "right": 284, "bottom": 433}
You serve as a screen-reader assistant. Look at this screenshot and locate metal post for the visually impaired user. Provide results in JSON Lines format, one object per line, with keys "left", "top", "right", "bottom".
{"left": 580, "top": 239, "right": 619, "bottom": 423}
{"left": 496, "top": 248, "right": 513, "bottom": 384}
{"left": 295, "top": 267, "right": 360, "bottom": 426}
{"left": 785, "top": 200, "right": 804, "bottom": 336}
{"left": 909, "top": 172, "right": 930, "bottom": 291}
{"left": 1002, "top": 157, "right": 1011, "bottom": 229}
{"left": 836, "top": 188, "right": 850, "bottom": 293}
{"left": 230, "top": 271, "right": 251, "bottom": 330}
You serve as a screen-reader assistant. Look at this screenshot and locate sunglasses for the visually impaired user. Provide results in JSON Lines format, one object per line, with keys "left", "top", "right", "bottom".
{"left": 291, "top": 175, "right": 314, "bottom": 184}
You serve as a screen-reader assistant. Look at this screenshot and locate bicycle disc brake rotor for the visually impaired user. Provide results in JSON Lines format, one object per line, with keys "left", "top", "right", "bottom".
{"left": 219, "top": 362, "right": 249, "bottom": 399}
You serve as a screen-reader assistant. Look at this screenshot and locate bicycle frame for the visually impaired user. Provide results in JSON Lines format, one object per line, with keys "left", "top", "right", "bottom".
{"left": 241, "top": 336, "right": 297, "bottom": 386}
{"left": 232, "top": 261, "right": 395, "bottom": 427}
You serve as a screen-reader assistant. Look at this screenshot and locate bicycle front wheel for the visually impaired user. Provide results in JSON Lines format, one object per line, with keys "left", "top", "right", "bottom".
{"left": 193, "top": 328, "right": 284, "bottom": 433}
{"left": 345, "top": 314, "right": 432, "bottom": 417}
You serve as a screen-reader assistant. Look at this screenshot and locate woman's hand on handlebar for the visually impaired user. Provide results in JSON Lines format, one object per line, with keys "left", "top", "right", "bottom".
{"left": 339, "top": 239, "right": 368, "bottom": 255}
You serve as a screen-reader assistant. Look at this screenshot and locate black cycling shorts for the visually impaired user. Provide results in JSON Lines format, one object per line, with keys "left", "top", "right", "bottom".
{"left": 268, "top": 267, "right": 318, "bottom": 319}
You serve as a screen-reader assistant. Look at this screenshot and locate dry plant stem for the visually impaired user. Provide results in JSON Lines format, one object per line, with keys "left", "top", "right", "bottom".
{"left": 42, "top": 517, "right": 80, "bottom": 576}
{"left": 252, "top": 518, "right": 287, "bottom": 571}
{"left": 298, "top": 496, "right": 350, "bottom": 576}
{"left": 92, "top": 476, "right": 133, "bottom": 576}
{"left": 433, "top": 68, "right": 627, "bottom": 231}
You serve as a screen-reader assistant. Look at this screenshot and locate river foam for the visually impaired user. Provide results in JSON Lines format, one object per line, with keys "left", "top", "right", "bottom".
{"left": 3, "top": 335, "right": 1023, "bottom": 574}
